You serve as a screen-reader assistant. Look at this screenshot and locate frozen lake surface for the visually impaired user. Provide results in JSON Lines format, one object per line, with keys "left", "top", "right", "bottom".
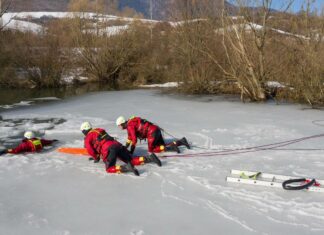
{"left": 1, "top": 89, "right": 324, "bottom": 235}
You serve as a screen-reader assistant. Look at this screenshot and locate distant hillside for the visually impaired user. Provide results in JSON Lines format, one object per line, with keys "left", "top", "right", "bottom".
{"left": 9, "top": 0, "right": 231, "bottom": 20}
{"left": 10, "top": 0, "right": 69, "bottom": 12}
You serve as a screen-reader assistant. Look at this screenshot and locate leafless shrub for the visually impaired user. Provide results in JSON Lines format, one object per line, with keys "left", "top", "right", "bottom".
{"left": 71, "top": 21, "right": 153, "bottom": 87}
{"left": 273, "top": 1, "right": 324, "bottom": 106}
{"left": 10, "top": 27, "right": 68, "bottom": 88}
{"left": 167, "top": 19, "right": 225, "bottom": 94}
{"left": 1, "top": 0, "right": 324, "bottom": 107}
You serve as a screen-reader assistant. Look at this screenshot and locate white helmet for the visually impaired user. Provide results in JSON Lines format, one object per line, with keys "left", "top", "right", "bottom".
{"left": 80, "top": 122, "right": 92, "bottom": 131}
{"left": 24, "top": 131, "right": 35, "bottom": 139}
{"left": 116, "top": 116, "right": 126, "bottom": 126}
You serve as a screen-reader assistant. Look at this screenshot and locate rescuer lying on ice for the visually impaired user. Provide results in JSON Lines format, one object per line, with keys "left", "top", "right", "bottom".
{"left": 80, "top": 122, "right": 162, "bottom": 176}
{"left": 115, "top": 116, "right": 190, "bottom": 154}
{"left": 0, "top": 131, "right": 58, "bottom": 155}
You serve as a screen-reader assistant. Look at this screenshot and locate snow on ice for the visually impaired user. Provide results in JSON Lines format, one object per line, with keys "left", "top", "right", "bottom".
{"left": 1, "top": 89, "right": 324, "bottom": 235}
{"left": 139, "top": 82, "right": 180, "bottom": 88}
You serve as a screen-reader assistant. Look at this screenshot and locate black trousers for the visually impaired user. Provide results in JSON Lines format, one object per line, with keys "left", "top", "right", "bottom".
{"left": 106, "top": 144, "right": 132, "bottom": 169}
{"left": 152, "top": 129, "right": 165, "bottom": 147}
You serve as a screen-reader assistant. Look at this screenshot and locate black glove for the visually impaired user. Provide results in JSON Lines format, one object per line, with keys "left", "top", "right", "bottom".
{"left": 89, "top": 157, "right": 100, "bottom": 163}
{"left": 130, "top": 145, "right": 136, "bottom": 154}
{"left": 52, "top": 139, "right": 59, "bottom": 142}
{"left": 0, "top": 149, "right": 7, "bottom": 156}
{"left": 125, "top": 142, "right": 130, "bottom": 149}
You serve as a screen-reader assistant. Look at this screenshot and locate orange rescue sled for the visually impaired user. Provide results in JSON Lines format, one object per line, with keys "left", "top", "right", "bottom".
{"left": 57, "top": 147, "right": 89, "bottom": 156}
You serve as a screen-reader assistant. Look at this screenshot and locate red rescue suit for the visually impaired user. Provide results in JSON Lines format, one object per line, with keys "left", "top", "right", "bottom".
{"left": 83, "top": 128, "right": 108, "bottom": 161}
{"left": 84, "top": 128, "right": 144, "bottom": 174}
{"left": 100, "top": 139, "right": 123, "bottom": 163}
{"left": 126, "top": 117, "right": 165, "bottom": 153}
{"left": 7, "top": 138, "right": 54, "bottom": 154}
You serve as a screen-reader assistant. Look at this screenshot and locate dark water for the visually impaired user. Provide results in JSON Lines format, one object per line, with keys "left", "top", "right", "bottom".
{"left": 0, "top": 83, "right": 116, "bottom": 108}
{"left": 0, "top": 83, "right": 123, "bottom": 149}
{"left": 0, "top": 83, "right": 117, "bottom": 151}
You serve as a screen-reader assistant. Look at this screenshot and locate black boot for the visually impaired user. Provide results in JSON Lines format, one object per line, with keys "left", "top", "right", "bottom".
{"left": 145, "top": 153, "right": 162, "bottom": 167}
{"left": 165, "top": 142, "right": 180, "bottom": 153}
{"left": 177, "top": 137, "right": 190, "bottom": 149}
{"left": 121, "top": 162, "right": 140, "bottom": 176}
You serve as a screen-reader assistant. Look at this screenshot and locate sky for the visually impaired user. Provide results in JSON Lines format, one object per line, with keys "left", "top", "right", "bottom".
{"left": 272, "top": 0, "right": 324, "bottom": 12}
{"left": 229, "top": 0, "right": 323, "bottom": 13}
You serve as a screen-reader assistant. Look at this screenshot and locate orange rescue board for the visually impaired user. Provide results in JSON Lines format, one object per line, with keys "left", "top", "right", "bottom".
{"left": 57, "top": 147, "right": 89, "bottom": 155}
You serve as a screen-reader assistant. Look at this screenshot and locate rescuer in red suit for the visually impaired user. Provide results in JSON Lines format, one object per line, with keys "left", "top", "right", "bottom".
{"left": 115, "top": 116, "right": 190, "bottom": 154}
{"left": 0, "top": 131, "right": 57, "bottom": 155}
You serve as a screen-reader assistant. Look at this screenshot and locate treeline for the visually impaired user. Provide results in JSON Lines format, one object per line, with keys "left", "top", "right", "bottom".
{"left": 0, "top": 0, "right": 323, "bottom": 106}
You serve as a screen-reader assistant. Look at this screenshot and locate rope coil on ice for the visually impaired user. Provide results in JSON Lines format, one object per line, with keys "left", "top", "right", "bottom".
{"left": 282, "top": 178, "right": 316, "bottom": 190}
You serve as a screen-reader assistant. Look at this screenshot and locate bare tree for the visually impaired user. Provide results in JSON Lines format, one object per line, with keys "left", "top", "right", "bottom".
{"left": 218, "top": 1, "right": 285, "bottom": 101}
{"left": 199, "top": 0, "right": 294, "bottom": 101}
{"left": 167, "top": 1, "right": 229, "bottom": 94}
{"left": 169, "top": 0, "right": 302, "bottom": 101}
{"left": 0, "top": 0, "right": 12, "bottom": 31}
{"left": 0, "top": 0, "right": 12, "bottom": 87}
{"left": 285, "top": 0, "right": 324, "bottom": 106}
